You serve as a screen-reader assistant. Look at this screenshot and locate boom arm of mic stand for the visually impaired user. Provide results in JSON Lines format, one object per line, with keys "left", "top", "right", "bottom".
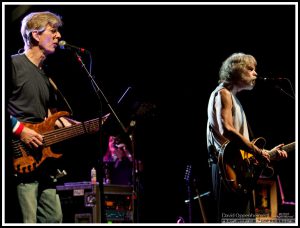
{"left": 273, "top": 78, "right": 295, "bottom": 100}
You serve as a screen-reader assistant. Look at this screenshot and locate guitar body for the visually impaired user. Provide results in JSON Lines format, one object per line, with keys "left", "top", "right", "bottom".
{"left": 218, "top": 137, "right": 268, "bottom": 194}
{"left": 218, "top": 138, "right": 295, "bottom": 195}
{"left": 12, "top": 111, "right": 70, "bottom": 174}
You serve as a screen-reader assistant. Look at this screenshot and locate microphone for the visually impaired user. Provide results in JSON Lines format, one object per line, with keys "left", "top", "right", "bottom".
{"left": 257, "top": 77, "right": 286, "bottom": 81}
{"left": 58, "top": 40, "right": 90, "bottom": 54}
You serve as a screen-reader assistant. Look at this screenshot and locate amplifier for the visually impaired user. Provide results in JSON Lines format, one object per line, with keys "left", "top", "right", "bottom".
{"left": 103, "top": 184, "right": 133, "bottom": 223}
{"left": 57, "top": 182, "right": 133, "bottom": 223}
{"left": 56, "top": 182, "right": 101, "bottom": 223}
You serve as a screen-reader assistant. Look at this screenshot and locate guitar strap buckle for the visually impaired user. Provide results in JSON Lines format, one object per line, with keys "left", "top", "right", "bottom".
{"left": 51, "top": 169, "right": 67, "bottom": 182}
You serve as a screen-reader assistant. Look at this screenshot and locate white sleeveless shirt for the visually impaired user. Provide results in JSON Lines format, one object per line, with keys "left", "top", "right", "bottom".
{"left": 207, "top": 84, "right": 249, "bottom": 153}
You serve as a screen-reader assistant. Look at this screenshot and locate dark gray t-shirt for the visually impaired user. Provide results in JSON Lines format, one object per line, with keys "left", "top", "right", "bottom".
{"left": 8, "top": 54, "right": 56, "bottom": 123}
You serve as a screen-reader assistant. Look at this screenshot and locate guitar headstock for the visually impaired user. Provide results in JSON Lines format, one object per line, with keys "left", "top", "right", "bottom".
{"left": 184, "top": 164, "right": 192, "bottom": 183}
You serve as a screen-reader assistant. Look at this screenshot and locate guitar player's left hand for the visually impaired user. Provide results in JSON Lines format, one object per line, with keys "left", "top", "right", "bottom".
{"left": 55, "top": 117, "right": 80, "bottom": 128}
{"left": 270, "top": 144, "right": 288, "bottom": 160}
{"left": 54, "top": 114, "right": 110, "bottom": 128}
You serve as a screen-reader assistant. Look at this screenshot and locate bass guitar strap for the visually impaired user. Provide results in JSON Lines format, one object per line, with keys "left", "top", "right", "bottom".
{"left": 48, "top": 77, "right": 74, "bottom": 117}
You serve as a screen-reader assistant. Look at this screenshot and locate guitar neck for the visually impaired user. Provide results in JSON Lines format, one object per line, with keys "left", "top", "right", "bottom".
{"left": 283, "top": 142, "right": 295, "bottom": 152}
{"left": 43, "top": 118, "right": 100, "bottom": 146}
{"left": 269, "top": 142, "right": 295, "bottom": 157}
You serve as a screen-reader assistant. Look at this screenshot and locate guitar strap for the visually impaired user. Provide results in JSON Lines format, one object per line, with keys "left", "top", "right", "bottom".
{"left": 48, "top": 77, "right": 74, "bottom": 116}
{"left": 208, "top": 124, "right": 220, "bottom": 166}
{"left": 246, "top": 120, "right": 255, "bottom": 140}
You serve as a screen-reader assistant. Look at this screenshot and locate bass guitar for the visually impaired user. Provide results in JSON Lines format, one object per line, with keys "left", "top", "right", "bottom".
{"left": 218, "top": 137, "right": 295, "bottom": 194}
{"left": 12, "top": 111, "right": 109, "bottom": 174}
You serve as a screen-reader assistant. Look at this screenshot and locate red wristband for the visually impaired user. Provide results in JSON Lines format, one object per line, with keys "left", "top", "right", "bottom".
{"left": 14, "top": 123, "right": 24, "bottom": 136}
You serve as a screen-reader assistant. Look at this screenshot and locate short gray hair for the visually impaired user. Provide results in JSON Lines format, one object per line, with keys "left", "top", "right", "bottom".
{"left": 21, "top": 11, "right": 62, "bottom": 48}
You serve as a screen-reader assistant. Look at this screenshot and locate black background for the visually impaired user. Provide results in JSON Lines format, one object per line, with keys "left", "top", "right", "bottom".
{"left": 4, "top": 3, "right": 296, "bottom": 223}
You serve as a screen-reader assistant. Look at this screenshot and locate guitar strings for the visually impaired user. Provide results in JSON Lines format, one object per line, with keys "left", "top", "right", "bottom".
{"left": 43, "top": 118, "right": 100, "bottom": 146}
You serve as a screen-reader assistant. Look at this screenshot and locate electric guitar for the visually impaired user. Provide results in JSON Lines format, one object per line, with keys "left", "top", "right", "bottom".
{"left": 218, "top": 137, "right": 295, "bottom": 194}
{"left": 11, "top": 111, "right": 109, "bottom": 174}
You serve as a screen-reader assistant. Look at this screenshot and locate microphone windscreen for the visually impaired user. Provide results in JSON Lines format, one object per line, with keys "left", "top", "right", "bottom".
{"left": 58, "top": 40, "right": 66, "bottom": 47}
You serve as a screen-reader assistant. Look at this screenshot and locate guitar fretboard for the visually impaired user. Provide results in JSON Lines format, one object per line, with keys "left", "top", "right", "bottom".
{"left": 43, "top": 118, "right": 100, "bottom": 146}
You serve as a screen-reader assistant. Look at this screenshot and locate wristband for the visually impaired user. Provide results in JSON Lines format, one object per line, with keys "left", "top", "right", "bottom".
{"left": 12, "top": 121, "right": 24, "bottom": 136}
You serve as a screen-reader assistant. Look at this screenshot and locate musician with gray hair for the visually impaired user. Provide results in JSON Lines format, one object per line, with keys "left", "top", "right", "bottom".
{"left": 206, "top": 52, "right": 288, "bottom": 223}
{"left": 8, "top": 11, "right": 78, "bottom": 223}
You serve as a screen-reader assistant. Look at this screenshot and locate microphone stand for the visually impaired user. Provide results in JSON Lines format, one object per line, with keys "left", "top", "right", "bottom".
{"left": 74, "top": 52, "right": 139, "bottom": 223}
{"left": 127, "top": 119, "right": 139, "bottom": 223}
{"left": 74, "top": 52, "right": 127, "bottom": 132}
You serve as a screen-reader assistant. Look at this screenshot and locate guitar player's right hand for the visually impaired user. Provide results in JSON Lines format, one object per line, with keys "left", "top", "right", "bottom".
{"left": 20, "top": 126, "right": 44, "bottom": 148}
